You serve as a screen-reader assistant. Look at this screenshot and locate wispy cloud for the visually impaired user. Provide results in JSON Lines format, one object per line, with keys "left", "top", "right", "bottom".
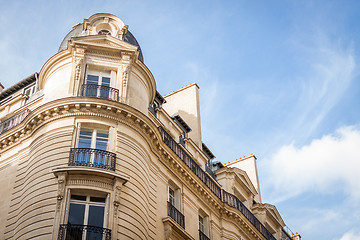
{"left": 264, "top": 125, "right": 360, "bottom": 202}
{"left": 289, "top": 33, "right": 356, "bottom": 144}
{"left": 338, "top": 230, "right": 360, "bottom": 240}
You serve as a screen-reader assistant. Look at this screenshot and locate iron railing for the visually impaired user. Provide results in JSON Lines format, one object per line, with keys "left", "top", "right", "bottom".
{"left": 167, "top": 201, "right": 185, "bottom": 229}
{"left": 69, "top": 148, "right": 116, "bottom": 171}
{"left": 58, "top": 224, "right": 111, "bottom": 240}
{"left": 159, "top": 127, "right": 221, "bottom": 199}
{"left": 222, "top": 190, "right": 276, "bottom": 240}
{"left": 205, "top": 165, "right": 217, "bottom": 180}
{"left": 159, "top": 126, "right": 276, "bottom": 240}
{"left": 80, "top": 84, "right": 119, "bottom": 102}
{"left": 199, "top": 230, "right": 210, "bottom": 240}
{"left": 0, "top": 108, "right": 31, "bottom": 135}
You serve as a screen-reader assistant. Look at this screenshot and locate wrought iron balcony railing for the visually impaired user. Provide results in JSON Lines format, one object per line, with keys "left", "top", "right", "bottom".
{"left": 159, "top": 127, "right": 222, "bottom": 200}
{"left": 58, "top": 224, "right": 111, "bottom": 240}
{"left": 80, "top": 84, "right": 119, "bottom": 102}
{"left": 0, "top": 108, "right": 31, "bottom": 135}
{"left": 199, "top": 230, "right": 210, "bottom": 240}
{"left": 167, "top": 201, "right": 185, "bottom": 229}
{"left": 69, "top": 148, "right": 116, "bottom": 171}
{"left": 159, "top": 127, "right": 276, "bottom": 240}
{"left": 222, "top": 190, "right": 276, "bottom": 240}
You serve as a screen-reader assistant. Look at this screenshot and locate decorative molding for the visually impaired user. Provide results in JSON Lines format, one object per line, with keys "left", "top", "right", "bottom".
{"left": 56, "top": 172, "right": 67, "bottom": 212}
{"left": 67, "top": 177, "right": 113, "bottom": 190}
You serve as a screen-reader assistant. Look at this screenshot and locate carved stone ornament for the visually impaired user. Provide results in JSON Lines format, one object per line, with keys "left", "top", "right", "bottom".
{"left": 164, "top": 222, "right": 173, "bottom": 240}
{"left": 74, "top": 58, "right": 83, "bottom": 82}
{"left": 121, "top": 63, "right": 131, "bottom": 100}
{"left": 56, "top": 173, "right": 66, "bottom": 212}
{"left": 113, "top": 181, "right": 122, "bottom": 216}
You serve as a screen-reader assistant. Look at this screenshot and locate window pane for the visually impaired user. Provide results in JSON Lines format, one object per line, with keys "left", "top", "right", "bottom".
{"left": 79, "top": 129, "right": 92, "bottom": 149}
{"left": 88, "top": 205, "right": 105, "bottom": 227}
{"left": 95, "top": 131, "right": 108, "bottom": 151}
{"left": 68, "top": 203, "right": 85, "bottom": 225}
{"left": 90, "top": 196, "right": 106, "bottom": 203}
{"left": 86, "top": 75, "right": 99, "bottom": 85}
{"left": 71, "top": 195, "right": 86, "bottom": 201}
{"left": 169, "top": 188, "right": 175, "bottom": 206}
{"left": 101, "top": 77, "right": 110, "bottom": 86}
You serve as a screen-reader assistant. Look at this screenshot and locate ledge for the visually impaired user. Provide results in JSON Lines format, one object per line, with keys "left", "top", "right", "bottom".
{"left": 52, "top": 166, "right": 130, "bottom": 182}
{"left": 162, "top": 217, "right": 194, "bottom": 240}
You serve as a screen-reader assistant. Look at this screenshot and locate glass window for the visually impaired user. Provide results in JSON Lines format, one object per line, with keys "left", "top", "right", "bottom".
{"left": 199, "top": 215, "right": 204, "bottom": 233}
{"left": 67, "top": 194, "right": 107, "bottom": 239}
{"left": 168, "top": 187, "right": 175, "bottom": 206}
{"left": 78, "top": 128, "right": 108, "bottom": 150}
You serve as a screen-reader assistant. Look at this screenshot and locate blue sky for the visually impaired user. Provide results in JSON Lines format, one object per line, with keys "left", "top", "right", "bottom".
{"left": 1, "top": 1, "right": 360, "bottom": 239}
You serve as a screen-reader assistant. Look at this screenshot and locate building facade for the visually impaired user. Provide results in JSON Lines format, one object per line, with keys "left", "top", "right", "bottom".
{"left": 0, "top": 13, "right": 299, "bottom": 240}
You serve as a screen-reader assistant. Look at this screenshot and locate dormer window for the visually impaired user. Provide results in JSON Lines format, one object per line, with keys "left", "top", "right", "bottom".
{"left": 171, "top": 115, "right": 191, "bottom": 147}
{"left": 24, "top": 84, "right": 36, "bottom": 98}
{"left": 98, "top": 29, "right": 111, "bottom": 35}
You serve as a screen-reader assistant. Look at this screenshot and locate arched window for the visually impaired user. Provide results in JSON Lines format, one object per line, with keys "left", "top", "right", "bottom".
{"left": 98, "top": 29, "right": 111, "bottom": 35}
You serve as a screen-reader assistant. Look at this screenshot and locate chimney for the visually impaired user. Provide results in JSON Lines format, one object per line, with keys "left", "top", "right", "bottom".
{"left": 291, "top": 232, "right": 301, "bottom": 240}
{"left": 0, "top": 82, "right": 4, "bottom": 92}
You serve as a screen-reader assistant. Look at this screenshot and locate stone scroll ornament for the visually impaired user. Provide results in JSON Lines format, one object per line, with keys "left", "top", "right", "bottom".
{"left": 56, "top": 173, "right": 66, "bottom": 212}
{"left": 120, "top": 63, "right": 131, "bottom": 102}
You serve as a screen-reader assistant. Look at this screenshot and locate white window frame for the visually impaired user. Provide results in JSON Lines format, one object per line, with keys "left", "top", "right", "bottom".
{"left": 65, "top": 191, "right": 110, "bottom": 240}
{"left": 199, "top": 211, "right": 210, "bottom": 237}
{"left": 86, "top": 69, "right": 116, "bottom": 88}
{"left": 167, "top": 183, "right": 181, "bottom": 210}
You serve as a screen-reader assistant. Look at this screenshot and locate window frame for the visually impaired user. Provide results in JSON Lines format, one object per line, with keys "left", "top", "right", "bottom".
{"left": 64, "top": 190, "right": 110, "bottom": 239}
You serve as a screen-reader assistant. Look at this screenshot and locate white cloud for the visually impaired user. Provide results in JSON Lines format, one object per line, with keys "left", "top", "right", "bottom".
{"left": 338, "top": 230, "right": 360, "bottom": 240}
{"left": 265, "top": 125, "right": 360, "bottom": 202}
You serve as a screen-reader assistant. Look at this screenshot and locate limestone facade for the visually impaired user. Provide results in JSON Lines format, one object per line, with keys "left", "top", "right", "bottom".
{"left": 0, "top": 13, "right": 295, "bottom": 240}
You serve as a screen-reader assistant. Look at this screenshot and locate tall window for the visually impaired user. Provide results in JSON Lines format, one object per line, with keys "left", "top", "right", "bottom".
{"left": 199, "top": 215, "right": 204, "bottom": 233}
{"left": 78, "top": 128, "right": 108, "bottom": 151}
{"left": 76, "top": 128, "right": 109, "bottom": 167}
{"left": 85, "top": 71, "right": 111, "bottom": 99}
{"left": 168, "top": 187, "right": 175, "bottom": 206}
{"left": 66, "top": 194, "right": 108, "bottom": 239}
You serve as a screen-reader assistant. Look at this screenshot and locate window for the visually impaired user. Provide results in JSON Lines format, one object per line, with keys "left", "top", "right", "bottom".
{"left": 168, "top": 187, "right": 175, "bottom": 206}
{"left": 72, "top": 127, "right": 113, "bottom": 169}
{"left": 198, "top": 211, "right": 210, "bottom": 239}
{"left": 199, "top": 215, "right": 205, "bottom": 233}
{"left": 78, "top": 128, "right": 109, "bottom": 151}
{"left": 66, "top": 193, "right": 109, "bottom": 239}
{"left": 24, "top": 84, "right": 36, "bottom": 97}
{"left": 98, "top": 29, "right": 111, "bottom": 35}
{"left": 84, "top": 71, "right": 111, "bottom": 99}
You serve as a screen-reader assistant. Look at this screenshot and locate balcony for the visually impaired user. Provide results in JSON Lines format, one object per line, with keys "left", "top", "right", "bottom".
{"left": 167, "top": 201, "right": 185, "bottom": 229}
{"left": 58, "top": 224, "right": 111, "bottom": 240}
{"left": 159, "top": 127, "right": 222, "bottom": 200}
{"left": 159, "top": 127, "right": 276, "bottom": 240}
{"left": 0, "top": 108, "right": 31, "bottom": 135}
{"left": 69, "top": 148, "right": 116, "bottom": 171}
{"left": 80, "top": 84, "right": 119, "bottom": 101}
{"left": 199, "top": 230, "right": 210, "bottom": 240}
{"left": 222, "top": 190, "right": 276, "bottom": 240}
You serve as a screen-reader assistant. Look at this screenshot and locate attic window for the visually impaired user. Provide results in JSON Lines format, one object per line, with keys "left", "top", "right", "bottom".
{"left": 98, "top": 29, "right": 111, "bottom": 35}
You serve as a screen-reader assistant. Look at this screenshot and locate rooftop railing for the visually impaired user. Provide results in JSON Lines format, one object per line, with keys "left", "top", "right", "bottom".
{"left": 159, "top": 127, "right": 221, "bottom": 199}
{"left": 0, "top": 108, "right": 31, "bottom": 135}
{"left": 80, "top": 84, "right": 119, "bottom": 102}
{"left": 58, "top": 224, "right": 111, "bottom": 240}
{"left": 69, "top": 148, "right": 116, "bottom": 171}
{"left": 167, "top": 201, "right": 185, "bottom": 229}
{"left": 159, "top": 126, "right": 276, "bottom": 240}
{"left": 222, "top": 190, "right": 276, "bottom": 240}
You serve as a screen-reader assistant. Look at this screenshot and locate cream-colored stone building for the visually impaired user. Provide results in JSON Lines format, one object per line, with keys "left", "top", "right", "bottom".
{"left": 0, "top": 13, "right": 299, "bottom": 240}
